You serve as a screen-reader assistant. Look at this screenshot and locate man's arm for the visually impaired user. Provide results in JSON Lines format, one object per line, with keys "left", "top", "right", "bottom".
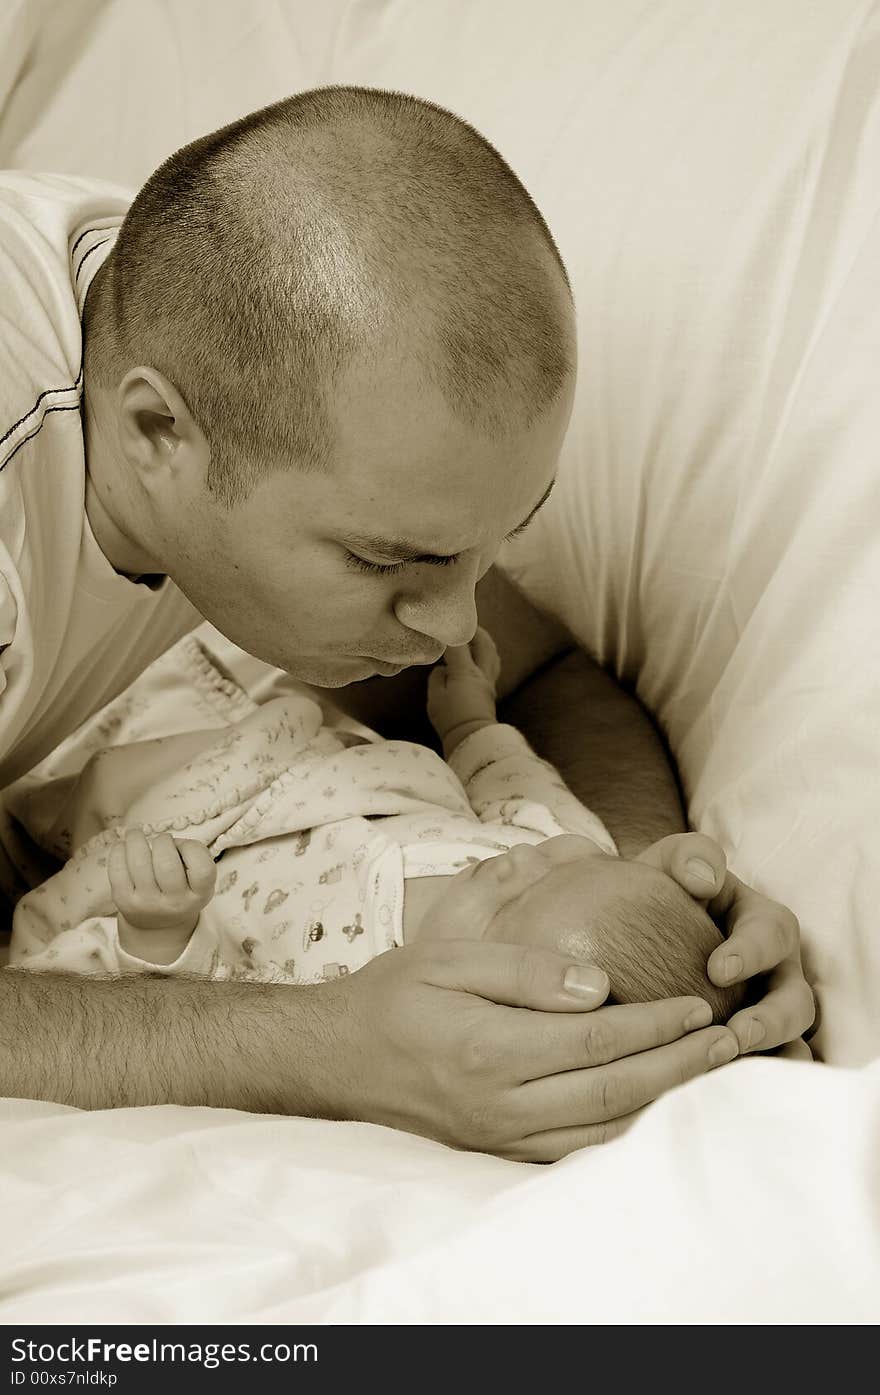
{"left": 477, "top": 567, "right": 686, "bottom": 857}
{"left": 0, "top": 969, "right": 358, "bottom": 1113}
{"left": 500, "top": 647, "right": 685, "bottom": 857}
{"left": 0, "top": 950, "right": 736, "bottom": 1163}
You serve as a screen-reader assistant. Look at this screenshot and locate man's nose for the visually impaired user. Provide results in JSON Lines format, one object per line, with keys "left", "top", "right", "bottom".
{"left": 393, "top": 563, "right": 480, "bottom": 649}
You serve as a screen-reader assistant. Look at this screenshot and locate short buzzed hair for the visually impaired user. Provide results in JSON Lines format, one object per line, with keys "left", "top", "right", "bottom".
{"left": 586, "top": 877, "right": 747, "bottom": 1025}
{"left": 84, "top": 85, "right": 575, "bottom": 505}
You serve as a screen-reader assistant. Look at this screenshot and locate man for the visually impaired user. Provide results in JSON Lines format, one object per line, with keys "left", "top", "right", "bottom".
{"left": 0, "top": 87, "right": 812, "bottom": 1158}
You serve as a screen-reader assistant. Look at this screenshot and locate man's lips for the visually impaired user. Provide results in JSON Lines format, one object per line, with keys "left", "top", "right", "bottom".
{"left": 365, "top": 652, "right": 444, "bottom": 670}
{"left": 367, "top": 659, "right": 406, "bottom": 675}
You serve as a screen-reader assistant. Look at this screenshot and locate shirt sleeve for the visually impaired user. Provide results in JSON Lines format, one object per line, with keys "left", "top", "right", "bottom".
{"left": 446, "top": 723, "right": 617, "bottom": 853}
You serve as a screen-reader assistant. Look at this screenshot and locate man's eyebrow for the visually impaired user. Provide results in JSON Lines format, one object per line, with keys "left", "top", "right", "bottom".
{"left": 344, "top": 479, "right": 556, "bottom": 565}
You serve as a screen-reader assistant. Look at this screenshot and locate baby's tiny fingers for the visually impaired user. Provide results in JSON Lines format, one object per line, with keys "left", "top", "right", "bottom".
{"left": 107, "top": 841, "right": 134, "bottom": 902}
{"left": 124, "top": 828, "right": 159, "bottom": 893}
{"left": 150, "top": 832, "right": 189, "bottom": 896}
{"left": 470, "top": 627, "right": 500, "bottom": 681}
{"left": 440, "top": 642, "right": 477, "bottom": 674}
{"left": 426, "top": 665, "right": 450, "bottom": 695}
{"left": 178, "top": 841, "right": 217, "bottom": 899}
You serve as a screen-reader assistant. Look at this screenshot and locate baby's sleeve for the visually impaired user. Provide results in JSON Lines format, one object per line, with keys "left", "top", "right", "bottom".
{"left": 114, "top": 917, "right": 222, "bottom": 977}
{"left": 10, "top": 911, "right": 220, "bottom": 978}
{"left": 447, "top": 724, "right": 617, "bottom": 853}
{"left": 10, "top": 914, "right": 134, "bottom": 975}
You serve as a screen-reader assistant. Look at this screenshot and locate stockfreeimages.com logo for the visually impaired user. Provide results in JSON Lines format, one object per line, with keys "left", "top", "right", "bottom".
{"left": 10, "top": 1338, "right": 317, "bottom": 1377}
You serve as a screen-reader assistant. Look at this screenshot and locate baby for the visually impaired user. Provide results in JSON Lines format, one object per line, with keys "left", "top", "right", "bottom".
{"left": 10, "top": 630, "right": 744, "bottom": 1023}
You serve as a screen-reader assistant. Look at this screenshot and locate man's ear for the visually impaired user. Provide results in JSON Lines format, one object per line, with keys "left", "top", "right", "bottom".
{"left": 116, "top": 366, "right": 210, "bottom": 490}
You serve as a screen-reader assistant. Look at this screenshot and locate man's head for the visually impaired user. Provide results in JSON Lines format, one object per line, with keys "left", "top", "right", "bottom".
{"left": 82, "top": 86, "right": 576, "bottom": 682}
{"left": 428, "top": 836, "right": 746, "bottom": 1023}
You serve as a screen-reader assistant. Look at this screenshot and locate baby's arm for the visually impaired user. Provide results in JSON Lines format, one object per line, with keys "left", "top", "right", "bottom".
{"left": 428, "top": 631, "right": 616, "bottom": 850}
{"left": 108, "top": 829, "right": 217, "bottom": 966}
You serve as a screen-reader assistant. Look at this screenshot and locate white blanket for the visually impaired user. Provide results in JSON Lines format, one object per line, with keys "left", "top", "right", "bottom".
{"left": 1, "top": 1058, "right": 878, "bottom": 1324}
{"left": 2, "top": 0, "right": 879, "bottom": 1323}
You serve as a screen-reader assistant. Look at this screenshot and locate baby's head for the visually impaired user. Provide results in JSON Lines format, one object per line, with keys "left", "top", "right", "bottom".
{"left": 437, "top": 836, "right": 746, "bottom": 1023}
{"left": 546, "top": 863, "right": 745, "bottom": 1022}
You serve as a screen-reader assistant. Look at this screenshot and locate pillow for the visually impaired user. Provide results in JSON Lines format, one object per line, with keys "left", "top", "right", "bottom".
{"left": 0, "top": 1, "right": 40, "bottom": 128}
{"left": 0, "top": 0, "right": 345, "bottom": 182}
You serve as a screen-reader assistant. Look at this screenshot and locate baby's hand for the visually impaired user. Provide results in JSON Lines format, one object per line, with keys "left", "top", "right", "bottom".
{"left": 427, "top": 628, "right": 501, "bottom": 752}
{"left": 109, "top": 829, "right": 216, "bottom": 964}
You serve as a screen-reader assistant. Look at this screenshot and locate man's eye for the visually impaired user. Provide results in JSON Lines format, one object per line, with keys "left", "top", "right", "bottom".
{"left": 345, "top": 553, "right": 407, "bottom": 577}
{"left": 345, "top": 552, "right": 459, "bottom": 575}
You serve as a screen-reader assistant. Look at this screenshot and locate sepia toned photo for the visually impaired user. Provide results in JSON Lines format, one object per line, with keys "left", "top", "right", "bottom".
{"left": 0, "top": 0, "right": 877, "bottom": 1345}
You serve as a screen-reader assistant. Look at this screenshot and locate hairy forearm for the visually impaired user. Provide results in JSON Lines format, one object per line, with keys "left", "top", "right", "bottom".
{"left": 0, "top": 968, "right": 347, "bottom": 1113}
{"left": 500, "top": 648, "right": 686, "bottom": 857}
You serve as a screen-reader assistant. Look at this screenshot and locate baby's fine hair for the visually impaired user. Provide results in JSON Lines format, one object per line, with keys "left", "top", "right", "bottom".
{"left": 586, "top": 877, "right": 746, "bottom": 1024}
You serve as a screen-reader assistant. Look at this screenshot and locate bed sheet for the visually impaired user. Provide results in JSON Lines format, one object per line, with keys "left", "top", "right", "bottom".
{"left": 1, "top": 1057, "right": 878, "bottom": 1324}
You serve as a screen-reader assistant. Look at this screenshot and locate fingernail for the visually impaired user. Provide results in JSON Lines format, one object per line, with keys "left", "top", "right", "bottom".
{"left": 564, "top": 965, "right": 608, "bottom": 999}
{"left": 720, "top": 954, "right": 743, "bottom": 984}
{"left": 684, "top": 1002, "right": 713, "bottom": 1031}
{"left": 686, "top": 858, "right": 717, "bottom": 888}
{"left": 743, "top": 1019, "right": 765, "bottom": 1052}
{"left": 708, "top": 1035, "right": 738, "bottom": 1067}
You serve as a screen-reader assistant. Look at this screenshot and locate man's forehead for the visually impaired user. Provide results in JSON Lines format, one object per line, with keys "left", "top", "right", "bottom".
{"left": 331, "top": 362, "right": 564, "bottom": 488}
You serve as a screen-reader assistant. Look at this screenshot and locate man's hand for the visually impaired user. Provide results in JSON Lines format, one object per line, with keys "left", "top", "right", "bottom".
{"left": 0, "top": 940, "right": 737, "bottom": 1144}
{"left": 324, "top": 939, "right": 738, "bottom": 1162}
{"left": 637, "top": 832, "right": 816, "bottom": 1055}
{"left": 427, "top": 628, "right": 501, "bottom": 753}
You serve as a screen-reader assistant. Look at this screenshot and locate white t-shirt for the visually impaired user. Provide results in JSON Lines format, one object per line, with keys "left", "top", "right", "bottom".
{"left": 0, "top": 172, "right": 199, "bottom": 790}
